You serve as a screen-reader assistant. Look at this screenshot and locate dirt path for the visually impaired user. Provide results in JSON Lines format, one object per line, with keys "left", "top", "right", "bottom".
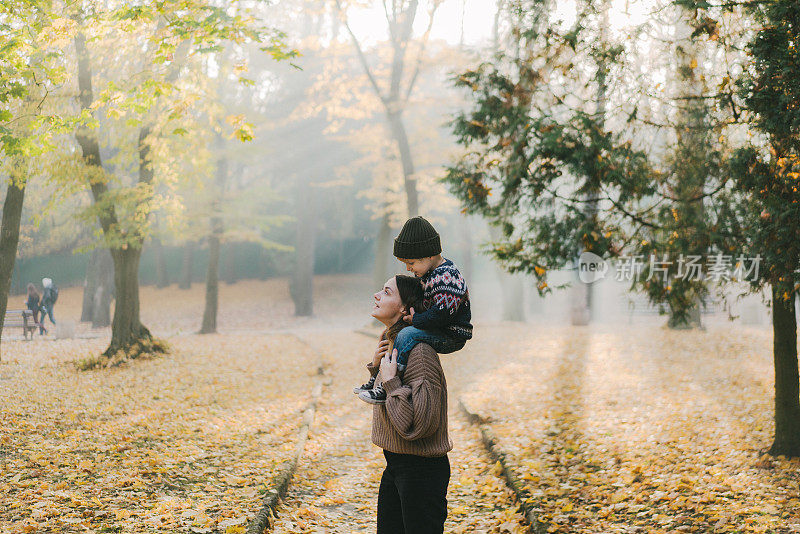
{"left": 269, "top": 331, "right": 527, "bottom": 534}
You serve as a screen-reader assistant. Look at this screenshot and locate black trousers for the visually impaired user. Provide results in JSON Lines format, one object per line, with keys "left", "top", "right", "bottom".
{"left": 377, "top": 449, "right": 450, "bottom": 534}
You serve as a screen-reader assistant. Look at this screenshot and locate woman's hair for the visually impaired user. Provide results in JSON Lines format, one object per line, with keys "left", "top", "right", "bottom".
{"left": 27, "top": 283, "right": 38, "bottom": 297}
{"left": 383, "top": 275, "right": 426, "bottom": 343}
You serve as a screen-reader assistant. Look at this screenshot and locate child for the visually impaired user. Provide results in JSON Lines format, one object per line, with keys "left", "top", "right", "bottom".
{"left": 356, "top": 216, "right": 472, "bottom": 404}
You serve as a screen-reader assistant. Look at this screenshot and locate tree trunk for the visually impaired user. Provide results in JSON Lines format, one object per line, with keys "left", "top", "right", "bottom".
{"left": 81, "top": 249, "right": 100, "bottom": 322}
{"left": 92, "top": 285, "right": 112, "bottom": 328}
{"left": 92, "top": 250, "right": 114, "bottom": 328}
{"left": 489, "top": 225, "right": 524, "bottom": 321}
{"left": 372, "top": 210, "right": 393, "bottom": 290}
{"left": 258, "top": 246, "right": 271, "bottom": 280}
{"left": 0, "top": 173, "right": 27, "bottom": 361}
{"left": 179, "top": 241, "right": 194, "bottom": 289}
{"left": 106, "top": 247, "right": 152, "bottom": 355}
{"left": 770, "top": 283, "right": 800, "bottom": 457}
{"left": 14, "top": 257, "right": 23, "bottom": 296}
{"left": 82, "top": 248, "right": 114, "bottom": 324}
{"left": 386, "top": 110, "right": 419, "bottom": 217}
{"left": 153, "top": 236, "right": 169, "bottom": 288}
{"left": 75, "top": 30, "right": 157, "bottom": 357}
{"left": 200, "top": 223, "right": 222, "bottom": 334}
{"left": 667, "top": 8, "right": 707, "bottom": 330}
{"left": 342, "top": 0, "right": 421, "bottom": 219}
{"left": 570, "top": 274, "right": 590, "bottom": 326}
{"left": 500, "top": 270, "right": 525, "bottom": 321}
{"left": 291, "top": 182, "right": 316, "bottom": 317}
{"left": 224, "top": 242, "right": 237, "bottom": 284}
{"left": 101, "top": 127, "right": 154, "bottom": 356}
{"left": 200, "top": 155, "right": 226, "bottom": 334}
{"left": 668, "top": 302, "right": 702, "bottom": 330}
{"left": 576, "top": 0, "right": 610, "bottom": 325}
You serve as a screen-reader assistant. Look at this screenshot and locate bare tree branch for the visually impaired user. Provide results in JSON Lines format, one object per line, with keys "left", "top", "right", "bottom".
{"left": 383, "top": 0, "right": 397, "bottom": 46}
{"left": 387, "top": 0, "right": 418, "bottom": 104}
{"left": 402, "top": 0, "right": 441, "bottom": 107}
{"left": 334, "top": 0, "right": 387, "bottom": 105}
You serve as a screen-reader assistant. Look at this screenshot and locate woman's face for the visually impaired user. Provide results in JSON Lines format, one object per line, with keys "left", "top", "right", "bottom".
{"left": 371, "top": 277, "right": 405, "bottom": 325}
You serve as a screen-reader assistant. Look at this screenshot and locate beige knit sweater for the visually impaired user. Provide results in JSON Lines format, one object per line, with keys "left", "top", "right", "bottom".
{"left": 366, "top": 342, "right": 453, "bottom": 457}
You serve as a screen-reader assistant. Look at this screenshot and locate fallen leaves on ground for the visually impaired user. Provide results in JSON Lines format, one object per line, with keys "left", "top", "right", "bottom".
{"left": 270, "top": 331, "right": 528, "bottom": 534}
{"left": 3, "top": 277, "right": 795, "bottom": 534}
{"left": 457, "top": 322, "right": 800, "bottom": 533}
{"left": 0, "top": 333, "right": 318, "bottom": 533}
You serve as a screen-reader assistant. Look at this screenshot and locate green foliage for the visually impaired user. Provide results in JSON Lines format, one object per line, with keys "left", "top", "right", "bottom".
{"left": 0, "top": 5, "right": 82, "bottom": 161}
{"left": 444, "top": 0, "right": 659, "bottom": 295}
{"left": 449, "top": 0, "right": 800, "bottom": 317}
{"left": 58, "top": 0, "right": 298, "bottom": 253}
{"left": 0, "top": 0, "right": 299, "bottom": 274}
{"left": 706, "top": 0, "right": 800, "bottom": 300}
{"left": 626, "top": 11, "right": 729, "bottom": 327}
{"left": 740, "top": 2, "right": 800, "bottom": 151}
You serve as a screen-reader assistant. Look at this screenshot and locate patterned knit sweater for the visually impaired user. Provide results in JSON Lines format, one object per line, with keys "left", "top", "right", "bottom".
{"left": 412, "top": 258, "right": 473, "bottom": 340}
{"left": 367, "top": 343, "right": 453, "bottom": 457}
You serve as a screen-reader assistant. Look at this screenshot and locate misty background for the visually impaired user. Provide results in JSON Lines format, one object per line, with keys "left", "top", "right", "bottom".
{"left": 0, "top": 0, "right": 775, "bottom": 337}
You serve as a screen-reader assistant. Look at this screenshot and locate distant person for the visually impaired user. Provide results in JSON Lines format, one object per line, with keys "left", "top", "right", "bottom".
{"left": 39, "top": 277, "right": 58, "bottom": 334}
{"left": 25, "top": 283, "right": 44, "bottom": 334}
{"left": 355, "top": 216, "right": 473, "bottom": 404}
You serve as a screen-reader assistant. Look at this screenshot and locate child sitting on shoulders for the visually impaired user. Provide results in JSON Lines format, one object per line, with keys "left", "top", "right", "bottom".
{"left": 356, "top": 216, "right": 472, "bottom": 404}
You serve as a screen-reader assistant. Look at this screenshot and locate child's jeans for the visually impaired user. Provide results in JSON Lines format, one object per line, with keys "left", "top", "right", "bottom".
{"left": 394, "top": 326, "right": 465, "bottom": 372}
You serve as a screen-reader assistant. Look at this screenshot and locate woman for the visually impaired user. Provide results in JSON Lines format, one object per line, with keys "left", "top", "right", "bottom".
{"left": 361, "top": 274, "right": 453, "bottom": 534}
{"left": 25, "top": 283, "right": 43, "bottom": 334}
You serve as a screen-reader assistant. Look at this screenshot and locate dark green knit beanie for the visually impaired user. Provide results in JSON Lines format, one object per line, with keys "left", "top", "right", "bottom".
{"left": 393, "top": 216, "right": 441, "bottom": 259}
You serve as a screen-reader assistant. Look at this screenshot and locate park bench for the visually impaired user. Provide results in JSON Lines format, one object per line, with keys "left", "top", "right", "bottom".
{"left": 623, "top": 293, "right": 666, "bottom": 318}
{"left": 4, "top": 309, "right": 37, "bottom": 340}
{"left": 623, "top": 293, "right": 720, "bottom": 322}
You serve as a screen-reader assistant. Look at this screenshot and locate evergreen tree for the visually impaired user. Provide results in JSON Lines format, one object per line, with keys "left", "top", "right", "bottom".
{"left": 445, "top": 0, "right": 656, "bottom": 296}
{"left": 728, "top": 0, "right": 800, "bottom": 456}
{"left": 676, "top": 0, "right": 800, "bottom": 456}
{"left": 451, "top": 0, "right": 800, "bottom": 456}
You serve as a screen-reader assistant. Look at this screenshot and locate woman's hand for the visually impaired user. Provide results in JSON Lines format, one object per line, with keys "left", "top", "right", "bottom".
{"left": 380, "top": 348, "right": 398, "bottom": 381}
{"left": 372, "top": 339, "right": 390, "bottom": 367}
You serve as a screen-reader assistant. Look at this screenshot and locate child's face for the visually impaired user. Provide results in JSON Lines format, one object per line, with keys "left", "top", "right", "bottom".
{"left": 398, "top": 257, "right": 436, "bottom": 278}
